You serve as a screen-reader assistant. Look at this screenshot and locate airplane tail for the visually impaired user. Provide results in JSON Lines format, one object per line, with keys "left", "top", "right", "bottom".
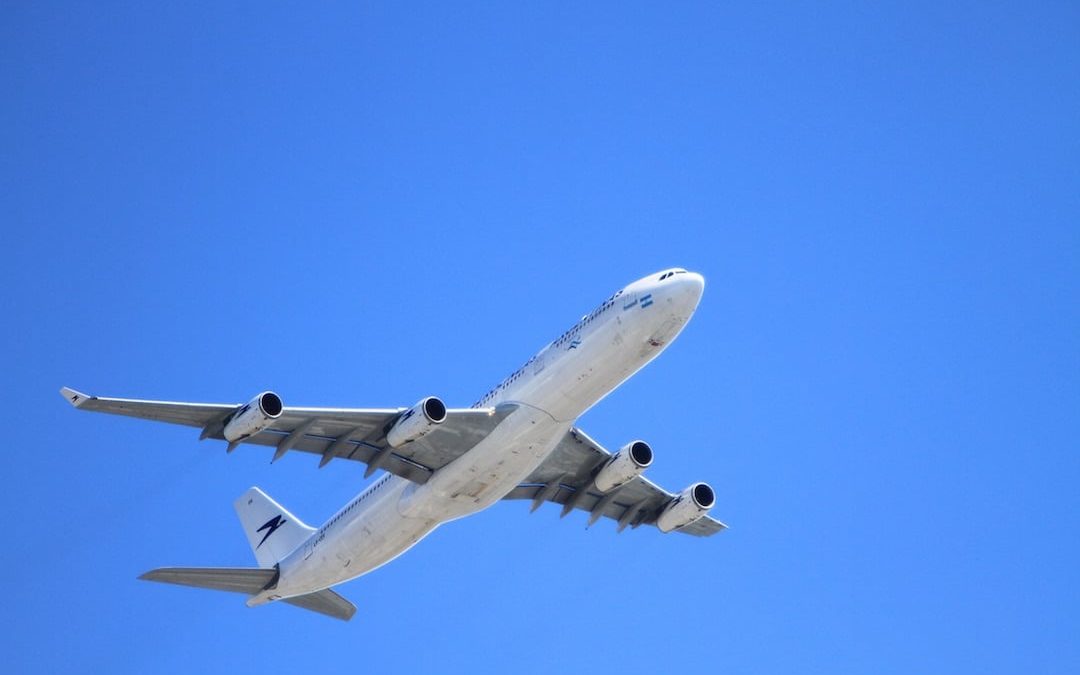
{"left": 139, "top": 567, "right": 356, "bottom": 621}
{"left": 233, "top": 486, "right": 315, "bottom": 568}
{"left": 138, "top": 487, "right": 356, "bottom": 621}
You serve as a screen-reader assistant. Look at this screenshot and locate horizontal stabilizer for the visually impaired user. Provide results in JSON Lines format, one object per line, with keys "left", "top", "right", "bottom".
{"left": 283, "top": 589, "right": 357, "bottom": 621}
{"left": 140, "top": 567, "right": 356, "bottom": 620}
{"left": 140, "top": 567, "right": 277, "bottom": 595}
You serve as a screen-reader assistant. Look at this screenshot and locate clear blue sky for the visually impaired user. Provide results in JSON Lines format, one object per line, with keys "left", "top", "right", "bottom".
{"left": 3, "top": 3, "right": 1078, "bottom": 673}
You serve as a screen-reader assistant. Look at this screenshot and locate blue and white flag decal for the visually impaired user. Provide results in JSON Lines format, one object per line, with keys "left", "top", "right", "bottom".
{"left": 640, "top": 293, "right": 654, "bottom": 308}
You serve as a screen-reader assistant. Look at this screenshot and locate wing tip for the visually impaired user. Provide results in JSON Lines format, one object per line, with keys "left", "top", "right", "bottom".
{"left": 60, "top": 386, "right": 91, "bottom": 408}
{"left": 340, "top": 602, "right": 358, "bottom": 621}
{"left": 138, "top": 568, "right": 176, "bottom": 582}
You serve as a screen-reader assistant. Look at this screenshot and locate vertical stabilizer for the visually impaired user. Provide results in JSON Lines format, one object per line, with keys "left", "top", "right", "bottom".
{"left": 234, "top": 487, "right": 315, "bottom": 568}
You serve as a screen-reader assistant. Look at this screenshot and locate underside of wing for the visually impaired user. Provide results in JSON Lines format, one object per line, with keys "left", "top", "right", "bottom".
{"left": 62, "top": 387, "right": 516, "bottom": 484}
{"left": 505, "top": 427, "right": 727, "bottom": 536}
{"left": 210, "top": 402, "right": 517, "bottom": 483}
{"left": 62, "top": 387, "right": 237, "bottom": 427}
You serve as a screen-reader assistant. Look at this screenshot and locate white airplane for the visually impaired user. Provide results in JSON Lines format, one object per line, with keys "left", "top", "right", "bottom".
{"left": 62, "top": 268, "right": 725, "bottom": 621}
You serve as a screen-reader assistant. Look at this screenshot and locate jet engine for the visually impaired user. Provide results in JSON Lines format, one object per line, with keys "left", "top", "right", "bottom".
{"left": 386, "top": 396, "right": 447, "bottom": 447}
{"left": 223, "top": 391, "right": 283, "bottom": 442}
{"left": 593, "top": 440, "right": 653, "bottom": 492}
{"left": 656, "top": 482, "right": 715, "bottom": 533}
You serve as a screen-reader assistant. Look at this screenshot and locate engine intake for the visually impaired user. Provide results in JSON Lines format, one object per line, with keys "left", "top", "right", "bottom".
{"left": 386, "top": 396, "right": 447, "bottom": 448}
{"left": 594, "top": 440, "right": 653, "bottom": 492}
{"left": 656, "top": 482, "right": 715, "bottom": 533}
{"left": 223, "top": 391, "right": 283, "bottom": 442}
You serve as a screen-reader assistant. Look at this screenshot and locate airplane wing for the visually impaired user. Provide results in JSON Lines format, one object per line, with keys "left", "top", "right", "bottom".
{"left": 61, "top": 387, "right": 516, "bottom": 484}
{"left": 503, "top": 427, "right": 727, "bottom": 536}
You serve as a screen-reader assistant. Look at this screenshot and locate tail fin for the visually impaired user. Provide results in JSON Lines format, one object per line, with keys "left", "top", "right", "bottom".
{"left": 234, "top": 487, "right": 314, "bottom": 568}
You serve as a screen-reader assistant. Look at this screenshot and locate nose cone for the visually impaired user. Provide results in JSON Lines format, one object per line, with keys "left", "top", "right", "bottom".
{"left": 683, "top": 271, "right": 705, "bottom": 296}
{"left": 675, "top": 271, "right": 705, "bottom": 309}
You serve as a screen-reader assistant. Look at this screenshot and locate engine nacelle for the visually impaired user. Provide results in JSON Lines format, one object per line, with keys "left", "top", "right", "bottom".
{"left": 594, "top": 440, "right": 653, "bottom": 492}
{"left": 223, "top": 391, "right": 283, "bottom": 442}
{"left": 386, "top": 396, "right": 447, "bottom": 448}
{"left": 656, "top": 482, "right": 715, "bottom": 533}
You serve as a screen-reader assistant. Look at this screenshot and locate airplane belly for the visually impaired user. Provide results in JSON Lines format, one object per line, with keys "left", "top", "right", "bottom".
{"left": 400, "top": 404, "right": 571, "bottom": 520}
{"left": 280, "top": 404, "right": 566, "bottom": 595}
{"left": 334, "top": 512, "right": 438, "bottom": 578}
{"left": 525, "top": 325, "right": 655, "bottom": 422}
{"left": 276, "top": 481, "right": 439, "bottom": 596}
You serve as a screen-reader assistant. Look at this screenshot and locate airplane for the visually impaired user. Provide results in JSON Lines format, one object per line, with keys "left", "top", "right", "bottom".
{"left": 62, "top": 268, "right": 726, "bottom": 621}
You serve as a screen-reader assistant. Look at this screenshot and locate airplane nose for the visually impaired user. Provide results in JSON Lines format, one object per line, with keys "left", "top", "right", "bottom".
{"left": 678, "top": 272, "right": 705, "bottom": 304}
{"left": 684, "top": 272, "right": 705, "bottom": 296}
{"left": 663, "top": 271, "right": 704, "bottom": 313}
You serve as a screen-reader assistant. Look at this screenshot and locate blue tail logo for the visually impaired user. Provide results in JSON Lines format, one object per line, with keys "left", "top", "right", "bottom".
{"left": 256, "top": 515, "right": 286, "bottom": 549}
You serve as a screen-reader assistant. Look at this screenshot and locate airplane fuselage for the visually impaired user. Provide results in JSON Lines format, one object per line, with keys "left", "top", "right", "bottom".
{"left": 252, "top": 269, "right": 705, "bottom": 605}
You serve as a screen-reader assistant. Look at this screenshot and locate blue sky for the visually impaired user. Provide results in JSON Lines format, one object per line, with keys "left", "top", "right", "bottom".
{"left": 3, "top": 2, "right": 1078, "bottom": 673}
